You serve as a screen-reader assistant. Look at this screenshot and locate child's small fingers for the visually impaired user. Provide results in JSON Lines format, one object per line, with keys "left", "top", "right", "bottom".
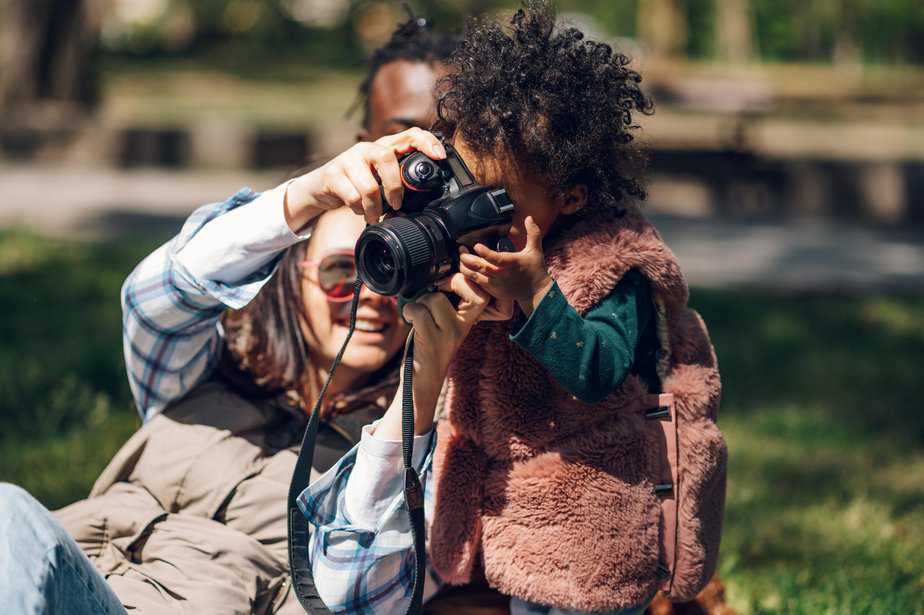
{"left": 472, "top": 243, "right": 498, "bottom": 258}
{"left": 473, "top": 243, "right": 516, "bottom": 265}
{"left": 460, "top": 252, "right": 502, "bottom": 274}
{"left": 524, "top": 216, "right": 544, "bottom": 251}
{"left": 460, "top": 266, "right": 491, "bottom": 288}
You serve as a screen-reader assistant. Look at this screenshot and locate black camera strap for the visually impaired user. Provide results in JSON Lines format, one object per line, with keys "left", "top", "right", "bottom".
{"left": 287, "top": 276, "right": 426, "bottom": 615}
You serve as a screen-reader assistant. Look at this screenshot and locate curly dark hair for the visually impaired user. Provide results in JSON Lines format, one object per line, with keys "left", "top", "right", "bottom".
{"left": 436, "top": 1, "right": 654, "bottom": 214}
{"left": 352, "top": 10, "right": 460, "bottom": 128}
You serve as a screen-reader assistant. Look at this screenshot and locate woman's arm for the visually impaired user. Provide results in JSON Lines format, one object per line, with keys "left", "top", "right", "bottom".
{"left": 298, "top": 419, "right": 444, "bottom": 612}
{"left": 121, "top": 183, "right": 312, "bottom": 421}
{"left": 297, "top": 272, "right": 490, "bottom": 612}
{"left": 123, "top": 128, "right": 448, "bottom": 422}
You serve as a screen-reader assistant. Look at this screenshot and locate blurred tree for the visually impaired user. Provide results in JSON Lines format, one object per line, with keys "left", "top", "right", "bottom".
{"left": 638, "top": 0, "right": 686, "bottom": 59}
{"left": 0, "top": 0, "right": 103, "bottom": 119}
{"left": 683, "top": 0, "right": 714, "bottom": 58}
{"left": 714, "top": 0, "right": 752, "bottom": 63}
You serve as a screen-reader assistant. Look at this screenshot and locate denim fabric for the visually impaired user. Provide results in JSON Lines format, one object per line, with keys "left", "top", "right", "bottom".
{"left": 0, "top": 484, "right": 125, "bottom": 615}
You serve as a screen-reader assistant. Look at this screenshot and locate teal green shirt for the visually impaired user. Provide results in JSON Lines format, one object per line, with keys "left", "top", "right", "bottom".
{"left": 509, "top": 270, "right": 655, "bottom": 403}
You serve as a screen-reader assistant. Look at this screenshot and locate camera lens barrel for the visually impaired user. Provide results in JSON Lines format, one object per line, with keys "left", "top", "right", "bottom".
{"left": 356, "top": 215, "right": 450, "bottom": 297}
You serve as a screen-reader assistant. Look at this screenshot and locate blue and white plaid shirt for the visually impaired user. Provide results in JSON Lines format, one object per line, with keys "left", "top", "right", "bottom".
{"left": 121, "top": 185, "right": 300, "bottom": 421}
{"left": 120, "top": 185, "right": 446, "bottom": 612}
{"left": 297, "top": 423, "right": 444, "bottom": 613}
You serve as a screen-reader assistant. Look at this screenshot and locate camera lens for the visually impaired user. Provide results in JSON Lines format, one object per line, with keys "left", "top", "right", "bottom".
{"left": 356, "top": 216, "right": 437, "bottom": 296}
{"left": 361, "top": 238, "right": 397, "bottom": 289}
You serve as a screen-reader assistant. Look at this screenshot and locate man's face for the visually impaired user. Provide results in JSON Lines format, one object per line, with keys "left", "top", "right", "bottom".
{"left": 360, "top": 59, "right": 446, "bottom": 141}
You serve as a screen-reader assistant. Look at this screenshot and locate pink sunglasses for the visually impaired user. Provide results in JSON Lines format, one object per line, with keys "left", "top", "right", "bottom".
{"left": 299, "top": 250, "right": 396, "bottom": 305}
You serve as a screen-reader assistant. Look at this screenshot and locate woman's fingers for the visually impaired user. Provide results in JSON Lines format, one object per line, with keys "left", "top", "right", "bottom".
{"left": 368, "top": 145, "right": 403, "bottom": 211}
{"left": 377, "top": 127, "right": 446, "bottom": 160}
{"left": 415, "top": 291, "right": 457, "bottom": 332}
{"left": 436, "top": 273, "right": 490, "bottom": 315}
{"left": 343, "top": 156, "right": 383, "bottom": 224}
{"left": 402, "top": 302, "right": 438, "bottom": 338}
{"left": 326, "top": 172, "right": 364, "bottom": 217}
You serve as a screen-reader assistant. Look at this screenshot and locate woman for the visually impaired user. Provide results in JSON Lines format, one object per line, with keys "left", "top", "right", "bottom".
{"left": 0, "top": 15, "right": 473, "bottom": 614}
{"left": 0, "top": 126, "right": 490, "bottom": 614}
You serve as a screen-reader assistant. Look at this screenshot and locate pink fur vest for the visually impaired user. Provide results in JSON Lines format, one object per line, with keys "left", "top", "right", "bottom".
{"left": 430, "top": 207, "right": 727, "bottom": 612}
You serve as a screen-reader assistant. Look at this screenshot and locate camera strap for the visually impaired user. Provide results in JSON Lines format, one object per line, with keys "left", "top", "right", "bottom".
{"left": 287, "top": 277, "right": 426, "bottom": 615}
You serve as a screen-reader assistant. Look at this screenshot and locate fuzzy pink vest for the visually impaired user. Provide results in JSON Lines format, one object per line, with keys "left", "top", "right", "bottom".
{"left": 430, "top": 207, "right": 727, "bottom": 612}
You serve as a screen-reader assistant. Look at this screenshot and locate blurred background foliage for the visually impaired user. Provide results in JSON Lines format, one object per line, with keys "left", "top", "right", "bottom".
{"left": 2, "top": 1, "right": 924, "bottom": 613}
{"left": 96, "top": 0, "right": 924, "bottom": 67}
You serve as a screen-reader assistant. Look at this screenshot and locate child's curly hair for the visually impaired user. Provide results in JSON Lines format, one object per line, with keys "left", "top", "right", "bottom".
{"left": 436, "top": 0, "right": 654, "bottom": 214}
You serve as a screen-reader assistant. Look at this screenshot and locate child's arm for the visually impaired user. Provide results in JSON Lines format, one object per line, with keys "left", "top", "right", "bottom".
{"left": 459, "top": 216, "right": 654, "bottom": 402}
{"left": 508, "top": 271, "right": 652, "bottom": 403}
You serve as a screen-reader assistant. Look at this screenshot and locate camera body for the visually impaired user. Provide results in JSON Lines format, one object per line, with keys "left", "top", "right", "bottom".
{"left": 355, "top": 143, "right": 515, "bottom": 299}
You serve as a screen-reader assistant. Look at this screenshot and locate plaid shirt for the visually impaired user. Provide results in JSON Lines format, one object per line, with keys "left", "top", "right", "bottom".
{"left": 121, "top": 187, "right": 295, "bottom": 420}
{"left": 297, "top": 425, "right": 444, "bottom": 614}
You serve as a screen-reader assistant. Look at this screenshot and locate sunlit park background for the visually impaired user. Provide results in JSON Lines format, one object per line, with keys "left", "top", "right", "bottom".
{"left": 2, "top": 0, "right": 924, "bottom": 612}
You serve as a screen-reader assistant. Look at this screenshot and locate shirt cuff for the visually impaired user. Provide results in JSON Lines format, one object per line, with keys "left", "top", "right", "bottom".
{"left": 344, "top": 421, "right": 434, "bottom": 529}
{"left": 175, "top": 180, "right": 308, "bottom": 284}
{"left": 509, "top": 279, "right": 570, "bottom": 350}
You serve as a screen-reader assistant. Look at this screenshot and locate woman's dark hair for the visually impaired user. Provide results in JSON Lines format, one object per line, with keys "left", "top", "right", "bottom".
{"left": 352, "top": 11, "right": 460, "bottom": 128}
{"left": 221, "top": 240, "right": 317, "bottom": 410}
{"left": 436, "top": 0, "right": 654, "bottom": 213}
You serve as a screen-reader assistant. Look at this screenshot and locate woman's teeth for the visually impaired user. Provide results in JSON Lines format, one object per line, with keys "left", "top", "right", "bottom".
{"left": 353, "top": 320, "right": 387, "bottom": 333}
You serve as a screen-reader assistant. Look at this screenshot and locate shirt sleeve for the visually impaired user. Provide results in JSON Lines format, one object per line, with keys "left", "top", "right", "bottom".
{"left": 121, "top": 181, "right": 308, "bottom": 422}
{"left": 297, "top": 422, "right": 443, "bottom": 613}
{"left": 509, "top": 271, "right": 652, "bottom": 403}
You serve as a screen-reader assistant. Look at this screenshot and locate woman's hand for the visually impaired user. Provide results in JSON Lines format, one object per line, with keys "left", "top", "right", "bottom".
{"left": 375, "top": 273, "right": 491, "bottom": 438}
{"left": 283, "top": 128, "right": 447, "bottom": 231}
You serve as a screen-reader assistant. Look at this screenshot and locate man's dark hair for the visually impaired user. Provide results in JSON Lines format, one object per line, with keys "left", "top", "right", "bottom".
{"left": 436, "top": 1, "right": 654, "bottom": 214}
{"left": 353, "top": 12, "right": 460, "bottom": 128}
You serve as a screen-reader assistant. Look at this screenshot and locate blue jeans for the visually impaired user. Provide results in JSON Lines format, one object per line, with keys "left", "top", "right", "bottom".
{"left": 0, "top": 483, "right": 125, "bottom": 615}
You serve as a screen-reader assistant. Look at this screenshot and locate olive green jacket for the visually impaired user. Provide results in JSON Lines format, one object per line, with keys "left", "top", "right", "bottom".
{"left": 55, "top": 380, "right": 389, "bottom": 614}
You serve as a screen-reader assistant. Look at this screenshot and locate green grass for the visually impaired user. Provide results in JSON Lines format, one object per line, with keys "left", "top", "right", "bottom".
{"left": 0, "top": 230, "right": 155, "bottom": 506}
{"left": 0, "top": 229, "right": 922, "bottom": 613}
{"left": 689, "top": 290, "right": 924, "bottom": 613}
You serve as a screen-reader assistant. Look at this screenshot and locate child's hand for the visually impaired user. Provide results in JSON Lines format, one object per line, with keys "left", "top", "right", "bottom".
{"left": 459, "top": 216, "right": 554, "bottom": 316}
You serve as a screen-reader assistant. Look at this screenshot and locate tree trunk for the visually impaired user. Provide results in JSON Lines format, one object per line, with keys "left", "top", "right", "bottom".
{"left": 637, "top": 0, "right": 687, "bottom": 60}
{"left": 0, "top": 0, "right": 102, "bottom": 120}
{"left": 714, "top": 0, "right": 753, "bottom": 64}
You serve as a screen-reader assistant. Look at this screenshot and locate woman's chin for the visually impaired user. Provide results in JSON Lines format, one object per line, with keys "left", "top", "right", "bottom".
{"left": 340, "top": 345, "right": 394, "bottom": 373}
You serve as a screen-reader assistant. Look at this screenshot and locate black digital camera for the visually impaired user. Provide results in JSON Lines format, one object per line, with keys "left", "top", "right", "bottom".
{"left": 355, "top": 143, "right": 515, "bottom": 299}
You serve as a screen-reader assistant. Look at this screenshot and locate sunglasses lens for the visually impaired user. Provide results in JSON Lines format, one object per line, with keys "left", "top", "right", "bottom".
{"left": 318, "top": 254, "right": 357, "bottom": 299}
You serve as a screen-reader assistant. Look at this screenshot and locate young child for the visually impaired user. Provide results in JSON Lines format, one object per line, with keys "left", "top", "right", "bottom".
{"left": 299, "top": 3, "right": 726, "bottom": 614}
